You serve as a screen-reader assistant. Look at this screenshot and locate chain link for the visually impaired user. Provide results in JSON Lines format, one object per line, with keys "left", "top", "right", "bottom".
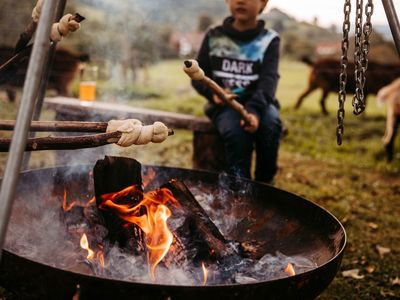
{"left": 353, "top": 0, "right": 364, "bottom": 114}
{"left": 353, "top": 0, "right": 374, "bottom": 115}
{"left": 337, "top": 0, "right": 352, "bottom": 145}
{"left": 337, "top": 0, "right": 374, "bottom": 144}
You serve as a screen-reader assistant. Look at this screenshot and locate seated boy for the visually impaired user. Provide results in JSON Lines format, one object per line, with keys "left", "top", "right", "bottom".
{"left": 192, "top": 0, "right": 282, "bottom": 183}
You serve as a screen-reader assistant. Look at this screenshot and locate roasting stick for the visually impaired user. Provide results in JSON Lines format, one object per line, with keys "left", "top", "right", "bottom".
{"left": 183, "top": 59, "right": 253, "bottom": 125}
{"left": 1, "top": 120, "right": 113, "bottom": 133}
{"left": 0, "top": 13, "right": 85, "bottom": 79}
{"left": 0, "top": 120, "right": 174, "bottom": 152}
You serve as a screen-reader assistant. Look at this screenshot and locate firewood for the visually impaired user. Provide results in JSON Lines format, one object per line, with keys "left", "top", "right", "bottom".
{"left": 161, "top": 179, "right": 235, "bottom": 263}
{"left": 93, "top": 156, "right": 145, "bottom": 252}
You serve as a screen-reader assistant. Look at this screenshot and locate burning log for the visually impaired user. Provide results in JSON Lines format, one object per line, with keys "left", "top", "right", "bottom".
{"left": 161, "top": 179, "right": 234, "bottom": 263}
{"left": 92, "top": 156, "right": 239, "bottom": 279}
{"left": 93, "top": 156, "right": 146, "bottom": 252}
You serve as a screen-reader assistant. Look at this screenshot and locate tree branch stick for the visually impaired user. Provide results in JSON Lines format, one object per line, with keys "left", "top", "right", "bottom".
{"left": 0, "top": 120, "right": 174, "bottom": 135}
{"left": 0, "top": 120, "right": 108, "bottom": 133}
{"left": 0, "top": 128, "right": 174, "bottom": 152}
{"left": 0, "top": 132, "right": 121, "bottom": 152}
{"left": 0, "top": 13, "right": 85, "bottom": 79}
{"left": 183, "top": 60, "right": 253, "bottom": 125}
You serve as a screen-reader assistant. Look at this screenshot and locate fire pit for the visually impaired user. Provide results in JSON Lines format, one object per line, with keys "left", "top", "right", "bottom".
{"left": 0, "top": 164, "right": 346, "bottom": 300}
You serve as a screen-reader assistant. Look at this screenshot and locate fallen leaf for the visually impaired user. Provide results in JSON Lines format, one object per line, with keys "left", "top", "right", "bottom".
{"left": 392, "top": 277, "right": 400, "bottom": 286}
{"left": 380, "top": 288, "right": 396, "bottom": 298}
{"left": 342, "top": 269, "right": 364, "bottom": 279}
{"left": 376, "top": 245, "right": 391, "bottom": 258}
{"left": 367, "top": 222, "right": 379, "bottom": 230}
{"left": 365, "top": 264, "right": 376, "bottom": 274}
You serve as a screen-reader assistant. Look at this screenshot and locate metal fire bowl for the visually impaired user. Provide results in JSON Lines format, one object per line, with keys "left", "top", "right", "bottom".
{"left": 0, "top": 165, "right": 346, "bottom": 300}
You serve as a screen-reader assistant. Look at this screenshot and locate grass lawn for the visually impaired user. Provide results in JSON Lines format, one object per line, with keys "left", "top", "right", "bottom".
{"left": 0, "top": 59, "right": 399, "bottom": 299}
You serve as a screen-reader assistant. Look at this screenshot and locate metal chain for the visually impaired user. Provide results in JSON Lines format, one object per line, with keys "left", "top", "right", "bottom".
{"left": 337, "top": 0, "right": 352, "bottom": 145}
{"left": 353, "top": 0, "right": 374, "bottom": 115}
{"left": 353, "top": 0, "right": 365, "bottom": 115}
{"left": 359, "top": 0, "right": 374, "bottom": 106}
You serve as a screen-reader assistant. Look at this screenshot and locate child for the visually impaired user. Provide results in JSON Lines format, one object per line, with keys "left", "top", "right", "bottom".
{"left": 192, "top": 0, "right": 282, "bottom": 183}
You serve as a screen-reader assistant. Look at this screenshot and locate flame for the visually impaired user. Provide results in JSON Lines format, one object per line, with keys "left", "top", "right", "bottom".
{"left": 97, "top": 249, "right": 105, "bottom": 268}
{"left": 100, "top": 186, "right": 179, "bottom": 279}
{"left": 284, "top": 263, "right": 296, "bottom": 276}
{"left": 201, "top": 262, "right": 208, "bottom": 285}
{"left": 85, "top": 197, "right": 96, "bottom": 208}
{"left": 62, "top": 188, "right": 76, "bottom": 212}
{"left": 80, "top": 233, "right": 95, "bottom": 260}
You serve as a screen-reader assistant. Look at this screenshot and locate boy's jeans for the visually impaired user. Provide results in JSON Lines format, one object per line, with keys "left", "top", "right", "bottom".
{"left": 211, "top": 104, "right": 282, "bottom": 183}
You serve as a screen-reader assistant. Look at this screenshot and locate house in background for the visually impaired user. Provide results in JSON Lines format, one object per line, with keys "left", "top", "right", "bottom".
{"left": 315, "top": 41, "right": 341, "bottom": 58}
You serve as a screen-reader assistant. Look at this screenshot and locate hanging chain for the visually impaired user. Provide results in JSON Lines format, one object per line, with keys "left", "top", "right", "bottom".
{"left": 337, "top": 0, "right": 352, "bottom": 145}
{"left": 337, "top": 0, "right": 374, "bottom": 145}
{"left": 353, "top": 0, "right": 365, "bottom": 114}
{"left": 353, "top": 0, "right": 374, "bottom": 115}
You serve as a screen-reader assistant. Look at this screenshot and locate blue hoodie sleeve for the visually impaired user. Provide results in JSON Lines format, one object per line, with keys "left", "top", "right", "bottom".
{"left": 244, "top": 36, "right": 280, "bottom": 119}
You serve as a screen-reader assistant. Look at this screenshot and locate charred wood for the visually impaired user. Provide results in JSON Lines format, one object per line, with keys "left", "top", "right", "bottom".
{"left": 93, "top": 156, "right": 145, "bottom": 253}
{"left": 162, "top": 179, "right": 235, "bottom": 264}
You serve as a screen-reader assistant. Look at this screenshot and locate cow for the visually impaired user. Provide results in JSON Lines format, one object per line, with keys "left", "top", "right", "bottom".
{"left": 0, "top": 46, "right": 89, "bottom": 102}
{"left": 377, "top": 78, "right": 400, "bottom": 162}
{"left": 295, "top": 57, "right": 400, "bottom": 115}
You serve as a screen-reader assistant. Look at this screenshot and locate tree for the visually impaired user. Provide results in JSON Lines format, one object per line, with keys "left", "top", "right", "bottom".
{"left": 197, "top": 14, "right": 213, "bottom": 32}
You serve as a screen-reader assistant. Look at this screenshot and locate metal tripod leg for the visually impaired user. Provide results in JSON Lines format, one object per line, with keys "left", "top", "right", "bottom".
{"left": 382, "top": 0, "right": 400, "bottom": 56}
{"left": 0, "top": 0, "right": 58, "bottom": 261}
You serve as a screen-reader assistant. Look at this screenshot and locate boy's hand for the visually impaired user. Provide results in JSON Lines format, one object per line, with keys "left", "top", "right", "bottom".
{"left": 241, "top": 114, "right": 259, "bottom": 133}
{"left": 212, "top": 93, "right": 225, "bottom": 105}
{"left": 212, "top": 89, "right": 236, "bottom": 106}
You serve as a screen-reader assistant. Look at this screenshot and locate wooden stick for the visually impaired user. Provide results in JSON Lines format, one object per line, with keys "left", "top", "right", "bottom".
{"left": 0, "top": 13, "right": 85, "bottom": 79}
{"left": 0, "top": 120, "right": 174, "bottom": 135}
{"left": 0, "top": 128, "right": 174, "bottom": 152}
{"left": 0, "top": 120, "right": 108, "bottom": 133}
{"left": 0, "top": 132, "right": 121, "bottom": 152}
{"left": 183, "top": 60, "right": 253, "bottom": 125}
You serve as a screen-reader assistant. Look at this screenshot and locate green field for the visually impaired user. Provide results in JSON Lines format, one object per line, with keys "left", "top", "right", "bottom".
{"left": 0, "top": 59, "right": 399, "bottom": 299}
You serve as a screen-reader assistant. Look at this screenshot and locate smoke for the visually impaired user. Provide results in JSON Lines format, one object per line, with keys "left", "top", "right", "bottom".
{"left": 5, "top": 165, "right": 319, "bottom": 286}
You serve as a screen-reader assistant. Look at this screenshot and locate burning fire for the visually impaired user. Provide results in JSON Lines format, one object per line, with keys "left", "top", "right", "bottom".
{"left": 97, "top": 246, "right": 105, "bottom": 268}
{"left": 201, "top": 262, "right": 208, "bottom": 285}
{"left": 100, "top": 185, "right": 179, "bottom": 279}
{"left": 62, "top": 188, "right": 76, "bottom": 212}
{"left": 284, "top": 263, "right": 296, "bottom": 276}
{"left": 80, "top": 233, "right": 94, "bottom": 260}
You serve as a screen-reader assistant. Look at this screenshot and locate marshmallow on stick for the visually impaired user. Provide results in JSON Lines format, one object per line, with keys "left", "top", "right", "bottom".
{"left": 183, "top": 59, "right": 253, "bottom": 125}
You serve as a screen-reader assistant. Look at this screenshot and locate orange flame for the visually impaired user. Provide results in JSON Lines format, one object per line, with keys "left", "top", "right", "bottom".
{"left": 85, "top": 197, "right": 96, "bottom": 208}
{"left": 284, "top": 263, "right": 296, "bottom": 276}
{"left": 80, "top": 233, "right": 95, "bottom": 260}
{"left": 97, "top": 249, "right": 105, "bottom": 268}
{"left": 201, "top": 262, "right": 208, "bottom": 285}
{"left": 100, "top": 186, "right": 179, "bottom": 279}
{"left": 62, "top": 189, "right": 76, "bottom": 212}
